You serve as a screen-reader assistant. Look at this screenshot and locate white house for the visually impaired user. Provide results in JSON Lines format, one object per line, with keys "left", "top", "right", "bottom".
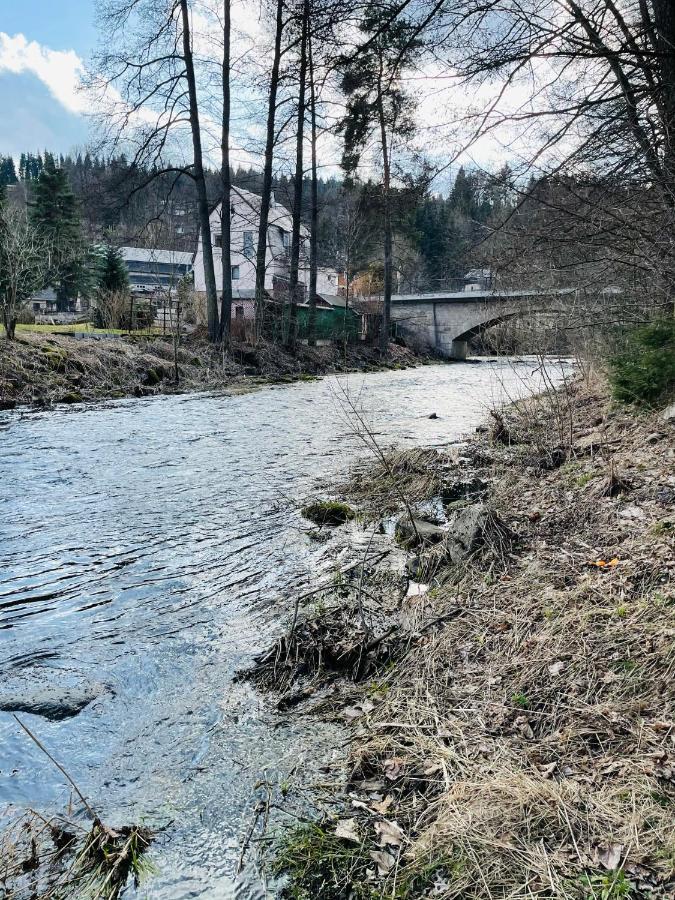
{"left": 193, "top": 187, "right": 310, "bottom": 319}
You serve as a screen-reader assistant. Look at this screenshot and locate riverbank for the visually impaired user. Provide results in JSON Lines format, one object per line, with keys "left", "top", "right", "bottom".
{"left": 254, "top": 374, "right": 675, "bottom": 898}
{"left": 0, "top": 331, "right": 431, "bottom": 409}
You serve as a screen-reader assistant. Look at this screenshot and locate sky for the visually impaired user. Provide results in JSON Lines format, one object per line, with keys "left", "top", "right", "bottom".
{"left": 0, "top": 1, "right": 97, "bottom": 158}
{"left": 0, "top": 0, "right": 523, "bottom": 180}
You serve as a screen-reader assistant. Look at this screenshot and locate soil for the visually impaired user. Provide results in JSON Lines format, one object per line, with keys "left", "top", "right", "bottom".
{"left": 0, "top": 331, "right": 432, "bottom": 409}
{"left": 249, "top": 374, "right": 675, "bottom": 899}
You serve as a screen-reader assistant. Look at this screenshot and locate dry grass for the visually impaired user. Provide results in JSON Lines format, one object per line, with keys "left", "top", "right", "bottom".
{"left": 0, "top": 331, "right": 428, "bottom": 409}
{"left": 273, "top": 376, "right": 675, "bottom": 898}
{"left": 0, "top": 807, "right": 154, "bottom": 899}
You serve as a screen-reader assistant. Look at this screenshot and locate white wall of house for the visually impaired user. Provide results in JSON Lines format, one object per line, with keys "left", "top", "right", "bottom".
{"left": 193, "top": 187, "right": 310, "bottom": 302}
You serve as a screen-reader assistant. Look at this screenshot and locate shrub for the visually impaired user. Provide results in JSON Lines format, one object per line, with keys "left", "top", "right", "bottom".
{"left": 608, "top": 319, "right": 675, "bottom": 406}
{"left": 16, "top": 305, "right": 36, "bottom": 325}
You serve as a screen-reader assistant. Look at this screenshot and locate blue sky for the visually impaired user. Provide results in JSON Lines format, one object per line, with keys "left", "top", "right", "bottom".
{"left": 0, "top": 1, "right": 97, "bottom": 158}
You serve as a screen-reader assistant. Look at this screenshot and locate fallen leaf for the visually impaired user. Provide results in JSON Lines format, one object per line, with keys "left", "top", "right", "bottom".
{"left": 369, "top": 849, "right": 396, "bottom": 876}
{"left": 334, "top": 818, "right": 360, "bottom": 843}
{"left": 370, "top": 795, "right": 394, "bottom": 815}
{"left": 374, "top": 819, "right": 405, "bottom": 848}
{"left": 383, "top": 757, "right": 405, "bottom": 780}
{"left": 594, "top": 843, "right": 624, "bottom": 871}
{"left": 548, "top": 660, "right": 565, "bottom": 676}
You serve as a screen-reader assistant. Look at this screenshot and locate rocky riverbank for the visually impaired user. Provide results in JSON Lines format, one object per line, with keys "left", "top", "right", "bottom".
{"left": 248, "top": 375, "right": 675, "bottom": 898}
{"left": 0, "top": 331, "right": 432, "bottom": 409}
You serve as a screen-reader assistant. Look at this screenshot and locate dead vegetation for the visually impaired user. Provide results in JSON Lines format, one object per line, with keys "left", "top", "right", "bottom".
{"left": 0, "top": 809, "right": 154, "bottom": 900}
{"left": 1, "top": 718, "right": 154, "bottom": 899}
{"left": 0, "top": 331, "right": 429, "bottom": 409}
{"left": 267, "top": 375, "right": 675, "bottom": 899}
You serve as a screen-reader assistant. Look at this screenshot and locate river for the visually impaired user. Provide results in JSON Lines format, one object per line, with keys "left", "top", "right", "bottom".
{"left": 0, "top": 359, "right": 565, "bottom": 898}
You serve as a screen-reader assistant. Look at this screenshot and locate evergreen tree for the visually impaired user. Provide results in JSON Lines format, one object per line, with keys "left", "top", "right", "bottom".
{"left": 0, "top": 157, "right": 17, "bottom": 187}
{"left": 97, "top": 245, "right": 129, "bottom": 295}
{"left": 339, "top": 3, "right": 422, "bottom": 351}
{"left": 30, "top": 157, "right": 84, "bottom": 311}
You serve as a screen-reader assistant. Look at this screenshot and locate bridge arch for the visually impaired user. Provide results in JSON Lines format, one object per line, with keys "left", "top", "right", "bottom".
{"left": 390, "top": 291, "right": 569, "bottom": 359}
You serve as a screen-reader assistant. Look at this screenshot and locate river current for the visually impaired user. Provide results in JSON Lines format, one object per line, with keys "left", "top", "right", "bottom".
{"left": 0, "top": 359, "right": 565, "bottom": 898}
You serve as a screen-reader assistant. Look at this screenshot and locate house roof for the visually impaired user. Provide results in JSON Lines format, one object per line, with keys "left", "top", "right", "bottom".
{"left": 317, "top": 293, "right": 348, "bottom": 308}
{"left": 30, "top": 287, "right": 57, "bottom": 302}
{"left": 120, "top": 247, "right": 194, "bottom": 267}
{"left": 212, "top": 186, "right": 309, "bottom": 237}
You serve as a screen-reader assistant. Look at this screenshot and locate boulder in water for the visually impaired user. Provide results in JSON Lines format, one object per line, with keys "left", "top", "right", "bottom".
{"left": 0, "top": 683, "right": 105, "bottom": 721}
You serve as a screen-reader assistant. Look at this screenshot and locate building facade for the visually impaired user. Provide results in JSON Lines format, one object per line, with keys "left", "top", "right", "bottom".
{"left": 192, "top": 187, "right": 310, "bottom": 318}
{"left": 120, "top": 247, "right": 194, "bottom": 297}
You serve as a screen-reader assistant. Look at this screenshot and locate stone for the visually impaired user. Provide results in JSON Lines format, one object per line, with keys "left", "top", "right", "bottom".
{"left": 574, "top": 431, "right": 604, "bottom": 450}
{"left": 442, "top": 476, "right": 488, "bottom": 504}
{"left": 428, "top": 413, "right": 439, "bottom": 419}
{"left": 662, "top": 403, "right": 675, "bottom": 423}
{"left": 0, "top": 684, "right": 103, "bottom": 721}
{"left": 444, "top": 504, "right": 490, "bottom": 564}
{"left": 395, "top": 516, "right": 445, "bottom": 548}
{"left": 60, "top": 391, "right": 83, "bottom": 404}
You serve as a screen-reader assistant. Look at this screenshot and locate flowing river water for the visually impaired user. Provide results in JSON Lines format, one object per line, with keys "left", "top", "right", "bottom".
{"left": 0, "top": 359, "right": 566, "bottom": 898}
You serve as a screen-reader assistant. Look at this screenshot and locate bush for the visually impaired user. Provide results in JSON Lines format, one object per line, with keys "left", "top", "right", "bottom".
{"left": 16, "top": 305, "right": 36, "bottom": 325}
{"left": 608, "top": 319, "right": 675, "bottom": 406}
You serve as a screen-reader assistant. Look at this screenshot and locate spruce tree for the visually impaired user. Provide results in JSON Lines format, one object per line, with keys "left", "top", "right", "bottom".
{"left": 98, "top": 245, "right": 130, "bottom": 295}
{"left": 30, "top": 157, "right": 83, "bottom": 311}
{"left": 0, "top": 157, "right": 17, "bottom": 187}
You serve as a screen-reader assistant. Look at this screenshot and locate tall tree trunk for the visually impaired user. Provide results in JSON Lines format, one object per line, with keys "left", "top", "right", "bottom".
{"left": 307, "top": 19, "right": 319, "bottom": 347}
{"left": 255, "top": 0, "right": 285, "bottom": 340}
{"left": 286, "top": 0, "right": 309, "bottom": 351}
{"left": 179, "top": 0, "right": 219, "bottom": 342}
{"left": 376, "top": 66, "right": 392, "bottom": 355}
{"left": 219, "top": 0, "right": 233, "bottom": 344}
{"left": 651, "top": 0, "right": 675, "bottom": 187}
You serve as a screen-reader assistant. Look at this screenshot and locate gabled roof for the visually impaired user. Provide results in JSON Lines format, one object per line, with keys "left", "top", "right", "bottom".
{"left": 317, "top": 293, "right": 348, "bottom": 308}
{"left": 212, "top": 186, "right": 309, "bottom": 237}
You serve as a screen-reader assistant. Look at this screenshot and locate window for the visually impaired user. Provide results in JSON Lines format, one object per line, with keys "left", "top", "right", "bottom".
{"left": 231, "top": 265, "right": 240, "bottom": 280}
{"left": 243, "top": 231, "right": 254, "bottom": 256}
{"left": 235, "top": 306, "right": 244, "bottom": 319}
{"left": 214, "top": 233, "right": 222, "bottom": 248}
{"left": 282, "top": 231, "right": 290, "bottom": 251}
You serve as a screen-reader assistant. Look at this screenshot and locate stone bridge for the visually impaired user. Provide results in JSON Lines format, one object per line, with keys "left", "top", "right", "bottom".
{"left": 391, "top": 289, "right": 575, "bottom": 359}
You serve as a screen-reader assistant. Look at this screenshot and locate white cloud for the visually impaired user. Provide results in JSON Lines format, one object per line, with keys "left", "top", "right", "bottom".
{"left": 0, "top": 32, "right": 87, "bottom": 115}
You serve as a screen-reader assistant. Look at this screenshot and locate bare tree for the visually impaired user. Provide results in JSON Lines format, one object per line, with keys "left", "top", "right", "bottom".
{"left": 406, "top": 0, "right": 675, "bottom": 309}
{"left": 219, "top": 0, "right": 233, "bottom": 344}
{"left": 254, "top": 0, "right": 287, "bottom": 337}
{"left": 91, "top": 0, "right": 220, "bottom": 341}
{"left": 286, "top": 0, "right": 310, "bottom": 351}
{"left": 0, "top": 204, "right": 50, "bottom": 340}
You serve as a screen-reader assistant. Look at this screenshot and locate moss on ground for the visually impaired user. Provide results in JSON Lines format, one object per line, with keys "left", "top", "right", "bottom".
{"left": 301, "top": 500, "right": 356, "bottom": 527}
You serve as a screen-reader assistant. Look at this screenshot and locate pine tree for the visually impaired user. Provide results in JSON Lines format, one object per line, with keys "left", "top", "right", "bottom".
{"left": 339, "top": 4, "right": 421, "bottom": 352}
{"left": 30, "top": 157, "right": 84, "bottom": 311}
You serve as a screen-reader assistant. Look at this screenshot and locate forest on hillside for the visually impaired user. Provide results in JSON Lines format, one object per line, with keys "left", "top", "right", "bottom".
{"left": 0, "top": 150, "right": 514, "bottom": 292}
